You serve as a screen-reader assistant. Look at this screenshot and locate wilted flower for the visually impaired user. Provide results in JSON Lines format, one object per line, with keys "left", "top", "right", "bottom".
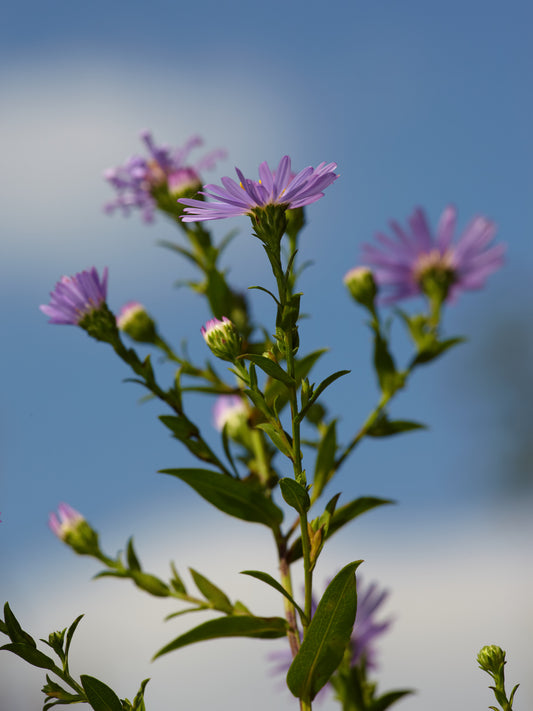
{"left": 40, "top": 267, "right": 108, "bottom": 325}
{"left": 103, "top": 131, "right": 226, "bottom": 223}
{"left": 179, "top": 155, "right": 338, "bottom": 222}
{"left": 201, "top": 316, "right": 242, "bottom": 361}
{"left": 48, "top": 503, "right": 100, "bottom": 556}
{"left": 360, "top": 205, "right": 505, "bottom": 304}
{"left": 117, "top": 301, "right": 157, "bottom": 343}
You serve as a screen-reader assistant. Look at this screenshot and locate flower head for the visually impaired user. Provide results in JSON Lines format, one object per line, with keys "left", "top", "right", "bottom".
{"left": 201, "top": 316, "right": 242, "bottom": 361}
{"left": 117, "top": 301, "right": 157, "bottom": 343}
{"left": 360, "top": 206, "right": 505, "bottom": 304}
{"left": 179, "top": 155, "right": 338, "bottom": 222}
{"left": 103, "top": 131, "right": 226, "bottom": 223}
{"left": 48, "top": 503, "right": 100, "bottom": 555}
{"left": 213, "top": 395, "right": 248, "bottom": 432}
{"left": 40, "top": 267, "right": 108, "bottom": 325}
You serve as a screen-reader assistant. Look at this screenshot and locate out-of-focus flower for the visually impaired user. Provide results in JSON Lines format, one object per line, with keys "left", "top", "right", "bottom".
{"left": 360, "top": 205, "right": 505, "bottom": 304}
{"left": 343, "top": 266, "right": 378, "bottom": 310}
{"left": 213, "top": 395, "right": 248, "bottom": 433}
{"left": 48, "top": 503, "right": 100, "bottom": 556}
{"left": 103, "top": 131, "right": 226, "bottom": 223}
{"left": 179, "top": 155, "right": 338, "bottom": 222}
{"left": 40, "top": 267, "right": 108, "bottom": 325}
{"left": 201, "top": 316, "right": 242, "bottom": 361}
{"left": 117, "top": 301, "right": 157, "bottom": 343}
{"left": 268, "top": 578, "right": 392, "bottom": 693}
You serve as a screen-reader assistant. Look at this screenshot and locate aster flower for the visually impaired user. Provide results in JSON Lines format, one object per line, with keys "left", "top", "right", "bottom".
{"left": 268, "top": 578, "right": 391, "bottom": 693}
{"left": 179, "top": 155, "right": 338, "bottom": 222}
{"left": 360, "top": 205, "right": 504, "bottom": 305}
{"left": 103, "top": 131, "right": 226, "bottom": 223}
{"left": 213, "top": 395, "right": 248, "bottom": 432}
{"left": 40, "top": 267, "right": 108, "bottom": 325}
{"left": 48, "top": 503, "right": 100, "bottom": 555}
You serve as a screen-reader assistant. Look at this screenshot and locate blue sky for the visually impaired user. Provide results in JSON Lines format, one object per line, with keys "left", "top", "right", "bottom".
{"left": 1, "top": 2, "right": 532, "bottom": 709}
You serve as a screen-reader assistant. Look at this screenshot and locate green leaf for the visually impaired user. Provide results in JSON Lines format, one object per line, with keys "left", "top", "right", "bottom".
{"left": 132, "top": 678, "right": 150, "bottom": 711}
{"left": 265, "top": 348, "right": 328, "bottom": 413}
{"left": 80, "top": 675, "right": 123, "bottom": 711}
{"left": 161, "top": 468, "right": 283, "bottom": 528}
{"left": 279, "top": 478, "right": 310, "bottom": 515}
{"left": 153, "top": 615, "right": 288, "bottom": 659}
{"left": 297, "top": 371, "right": 350, "bottom": 423}
{"left": 255, "top": 422, "right": 294, "bottom": 459}
{"left": 126, "top": 538, "right": 141, "bottom": 572}
{"left": 2, "top": 602, "right": 36, "bottom": 646}
{"left": 373, "top": 333, "right": 404, "bottom": 396}
{"left": 367, "top": 414, "right": 426, "bottom": 437}
{"left": 411, "top": 336, "right": 466, "bottom": 367}
{"left": 169, "top": 562, "right": 187, "bottom": 595}
{"left": 287, "top": 561, "right": 362, "bottom": 700}
{"left": 370, "top": 689, "right": 413, "bottom": 711}
{"left": 0, "top": 642, "right": 57, "bottom": 670}
{"left": 289, "top": 497, "right": 393, "bottom": 563}
{"left": 129, "top": 571, "right": 171, "bottom": 598}
{"left": 313, "top": 420, "right": 337, "bottom": 499}
{"left": 189, "top": 569, "right": 233, "bottom": 613}
{"left": 64, "top": 614, "right": 84, "bottom": 660}
{"left": 240, "top": 354, "right": 295, "bottom": 386}
{"left": 241, "top": 570, "right": 307, "bottom": 624}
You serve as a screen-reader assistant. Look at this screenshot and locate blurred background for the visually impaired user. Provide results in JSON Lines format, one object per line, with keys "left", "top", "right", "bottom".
{"left": 1, "top": 1, "right": 532, "bottom": 709}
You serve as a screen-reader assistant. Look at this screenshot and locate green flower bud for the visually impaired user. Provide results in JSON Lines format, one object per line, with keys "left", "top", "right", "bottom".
{"left": 201, "top": 317, "right": 242, "bottom": 362}
{"left": 116, "top": 302, "right": 157, "bottom": 343}
{"left": 344, "top": 266, "right": 378, "bottom": 309}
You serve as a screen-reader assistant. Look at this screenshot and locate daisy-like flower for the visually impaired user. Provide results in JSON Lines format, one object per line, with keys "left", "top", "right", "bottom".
{"left": 360, "top": 205, "right": 505, "bottom": 304}
{"left": 40, "top": 267, "right": 108, "bottom": 325}
{"left": 103, "top": 131, "right": 226, "bottom": 223}
{"left": 179, "top": 155, "right": 338, "bottom": 222}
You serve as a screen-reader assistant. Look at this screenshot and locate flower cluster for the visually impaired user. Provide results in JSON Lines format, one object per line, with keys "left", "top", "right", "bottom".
{"left": 359, "top": 205, "right": 504, "bottom": 304}
{"left": 179, "top": 155, "right": 338, "bottom": 222}
{"left": 103, "top": 131, "right": 226, "bottom": 223}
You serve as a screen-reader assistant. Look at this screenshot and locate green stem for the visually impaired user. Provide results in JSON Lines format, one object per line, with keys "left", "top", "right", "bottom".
{"left": 333, "top": 393, "right": 391, "bottom": 473}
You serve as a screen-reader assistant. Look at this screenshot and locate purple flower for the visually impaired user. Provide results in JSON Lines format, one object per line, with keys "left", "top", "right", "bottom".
{"left": 213, "top": 395, "right": 248, "bottom": 432}
{"left": 40, "top": 267, "right": 108, "bottom": 325}
{"left": 48, "top": 503, "right": 84, "bottom": 541}
{"left": 268, "top": 578, "right": 391, "bottom": 693}
{"left": 179, "top": 155, "right": 338, "bottom": 222}
{"left": 103, "top": 131, "right": 226, "bottom": 223}
{"left": 360, "top": 205, "right": 505, "bottom": 304}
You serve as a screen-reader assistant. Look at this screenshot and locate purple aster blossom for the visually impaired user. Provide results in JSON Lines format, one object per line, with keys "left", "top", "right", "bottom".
{"left": 48, "top": 503, "right": 84, "bottom": 541}
{"left": 40, "top": 267, "right": 108, "bottom": 325}
{"left": 179, "top": 155, "right": 338, "bottom": 222}
{"left": 268, "top": 578, "right": 391, "bottom": 694}
{"left": 103, "top": 131, "right": 226, "bottom": 223}
{"left": 213, "top": 395, "right": 248, "bottom": 432}
{"left": 360, "top": 205, "right": 505, "bottom": 304}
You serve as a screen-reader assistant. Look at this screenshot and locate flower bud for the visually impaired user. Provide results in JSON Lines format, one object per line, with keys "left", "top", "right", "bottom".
{"left": 201, "top": 317, "right": 242, "bottom": 361}
{"left": 167, "top": 167, "right": 202, "bottom": 198}
{"left": 48, "top": 503, "right": 100, "bottom": 556}
{"left": 213, "top": 395, "right": 252, "bottom": 449}
{"left": 477, "top": 645, "right": 506, "bottom": 676}
{"left": 344, "top": 266, "right": 378, "bottom": 309}
{"left": 117, "top": 301, "right": 157, "bottom": 343}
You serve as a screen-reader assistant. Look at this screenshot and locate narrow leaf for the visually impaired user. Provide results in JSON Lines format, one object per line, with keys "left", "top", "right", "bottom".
{"left": 0, "top": 642, "right": 57, "bottom": 671}
{"left": 241, "top": 570, "right": 307, "bottom": 623}
{"left": 153, "top": 615, "right": 288, "bottom": 659}
{"left": 240, "top": 354, "right": 295, "bottom": 386}
{"left": 160, "top": 468, "right": 283, "bottom": 528}
{"left": 370, "top": 689, "right": 413, "bottom": 711}
{"left": 126, "top": 538, "right": 141, "bottom": 572}
{"left": 279, "top": 478, "right": 310, "bottom": 515}
{"left": 64, "top": 614, "right": 84, "bottom": 659}
{"left": 367, "top": 415, "right": 426, "bottom": 437}
{"left": 189, "top": 569, "right": 233, "bottom": 613}
{"left": 297, "top": 371, "right": 350, "bottom": 422}
{"left": 80, "top": 675, "right": 123, "bottom": 711}
{"left": 287, "top": 560, "right": 362, "bottom": 700}
{"left": 3, "top": 603, "right": 36, "bottom": 646}
{"left": 255, "top": 423, "right": 294, "bottom": 459}
{"left": 313, "top": 420, "right": 337, "bottom": 498}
